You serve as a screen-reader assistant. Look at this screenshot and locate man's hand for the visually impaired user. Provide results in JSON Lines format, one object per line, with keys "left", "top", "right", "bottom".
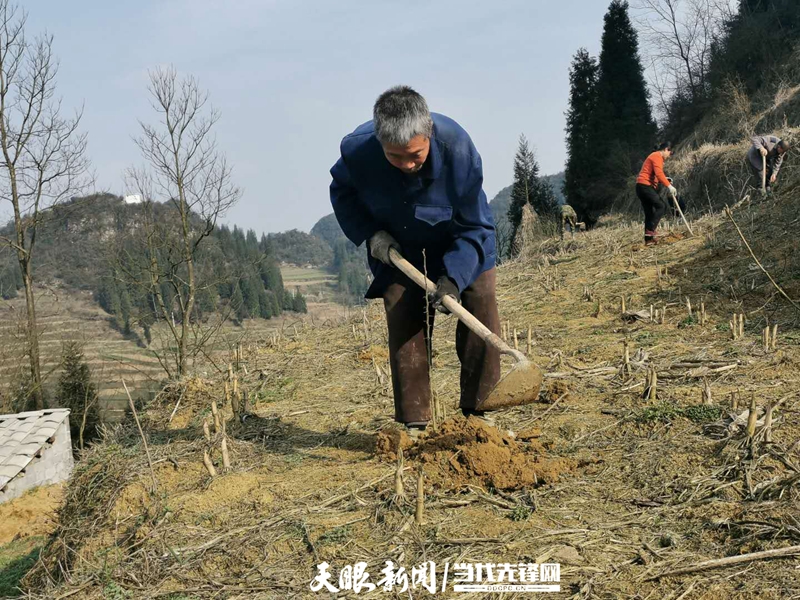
{"left": 770, "top": 173, "right": 777, "bottom": 184}
{"left": 760, "top": 147, "right": 768, "bottom": 157}
{"left": 368, "top": 230, "right": 400, "bottom": 265}
{"left": 430, "top": 276, "right": 460, "bottom": 314}
{"left": 668, "top": 185, "right": 678, "bottom": 197}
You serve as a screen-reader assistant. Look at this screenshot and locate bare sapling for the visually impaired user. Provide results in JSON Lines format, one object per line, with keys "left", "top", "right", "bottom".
{"left": 124, "top": 67, "right": 241, "bottom": 379}
{"left": 0, "top": 2, "right": 91, "bottom": 409}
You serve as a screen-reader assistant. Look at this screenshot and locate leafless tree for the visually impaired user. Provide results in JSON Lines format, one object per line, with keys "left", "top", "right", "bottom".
{"left": 495, "top": 217, "right": 513, "bottom": 262}
{"left": 0, "top": 2, "right": 91, "bottom": 409}
{"left": 124, "top": 67, "right": 240, "bottom": 378}
{"left": 634, "top": 0, "right": 735, "bottom": 120}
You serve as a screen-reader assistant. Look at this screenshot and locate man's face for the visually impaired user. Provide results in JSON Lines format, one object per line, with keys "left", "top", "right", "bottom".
{"left": 663, "top": 148, "right": 672, "bottom": 159}
{"left": 778, "top": 145, "right": 787, "bottom": 156}
{"left": 381, "top": 135, "right": 430, "bottom": 174}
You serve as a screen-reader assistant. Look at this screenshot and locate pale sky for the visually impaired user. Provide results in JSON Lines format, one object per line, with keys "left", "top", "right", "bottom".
{"left": 26, "top": 1, "right": 610, "bottom": 234}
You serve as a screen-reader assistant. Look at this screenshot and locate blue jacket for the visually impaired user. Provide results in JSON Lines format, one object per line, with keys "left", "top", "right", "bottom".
{"left": 329, "top": 113, "right": 496, "bottom": 299}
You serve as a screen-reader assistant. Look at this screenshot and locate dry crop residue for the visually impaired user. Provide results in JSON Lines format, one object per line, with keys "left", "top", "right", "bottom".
{"left": 377, "top": 416, "right": 574, "bottom": 491}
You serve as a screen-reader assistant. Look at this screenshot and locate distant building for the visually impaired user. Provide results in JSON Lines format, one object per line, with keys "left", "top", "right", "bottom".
{"left": 123, "top": 194, "right": 143, "bottom": 205}
{"left": 0, "top": 409, "right": 73, "bottom": 504}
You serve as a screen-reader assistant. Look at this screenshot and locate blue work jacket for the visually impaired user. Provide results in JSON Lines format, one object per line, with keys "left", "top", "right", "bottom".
{"left": 329, "top": 113, "right": 496, "bottom": 299}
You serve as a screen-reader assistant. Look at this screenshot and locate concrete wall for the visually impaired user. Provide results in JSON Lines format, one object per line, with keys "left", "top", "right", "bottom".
{"left": 0, "top": 419, "right": 74, "bottom": 503}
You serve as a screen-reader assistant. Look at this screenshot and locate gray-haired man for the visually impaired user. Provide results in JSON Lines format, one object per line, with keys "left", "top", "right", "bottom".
{"left": 329, "top": 86, "right": 500, "bottom": 438}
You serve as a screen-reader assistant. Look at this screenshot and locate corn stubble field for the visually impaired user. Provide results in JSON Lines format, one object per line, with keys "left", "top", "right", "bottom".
{"left": 13, "top": 162, "right": 800, "bottom": 598}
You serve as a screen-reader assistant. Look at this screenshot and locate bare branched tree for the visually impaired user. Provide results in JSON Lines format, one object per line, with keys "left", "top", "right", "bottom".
{"left": 0, "top": 1, "right": 91, "bottom": 409}
{"left": 634, "top": 0, "right": 735, "bottom": 120}
{"left": 124, "top": 67, "right": 241, "bottom": 378}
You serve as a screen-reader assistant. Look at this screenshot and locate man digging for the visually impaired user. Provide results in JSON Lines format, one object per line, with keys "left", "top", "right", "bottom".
{"left": 559, "top": 203, "right": 583, "bottom": 240}
{"left": 329, "top": 86, "right": 500, "bottom": 440}
{"left": 746, "top": 134, "right": 790, "bottom": 196}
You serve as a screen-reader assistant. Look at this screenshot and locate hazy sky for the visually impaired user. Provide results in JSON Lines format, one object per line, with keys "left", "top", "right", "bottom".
{"left": 26, "top": 1, "right": 611, "bottom": 234}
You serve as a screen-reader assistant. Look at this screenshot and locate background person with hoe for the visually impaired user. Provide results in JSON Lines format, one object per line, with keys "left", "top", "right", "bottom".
{"left": 747, "top": 134, "right": 790, "bottom": 195}
{"left": 329, "top": 86, "right": 499, "bottom": 439}
{"left": 635, "top": 141, "right": 677, "bottom": 245}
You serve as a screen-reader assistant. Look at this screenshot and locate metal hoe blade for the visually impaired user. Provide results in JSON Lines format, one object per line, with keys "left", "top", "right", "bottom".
{"left": 476, "top": 356, "right": 543, "bottom": 411}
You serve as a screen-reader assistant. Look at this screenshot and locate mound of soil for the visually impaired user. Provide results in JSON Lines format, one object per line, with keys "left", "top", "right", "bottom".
{"left": 376, "top": 417, "right": 574, "bottom": 491}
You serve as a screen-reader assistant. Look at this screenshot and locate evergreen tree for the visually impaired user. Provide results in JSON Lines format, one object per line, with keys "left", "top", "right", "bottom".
{"left": 258, "top": 287, "right": 273, "bottom": 319}
{"left": 195, "top": 284, "right": 217, "bottom": 319}
{"left": 240, "top": 276, "right": 260, "bottom": 318}
{"left": 260, "top": 258, "right": 284, "bottom": 294}
{"left": 564, "top": 48, "right": 599, "bottom": 221}
{"left": 109, "top": 285, "right": 122, "bottom": 326}
{"left": 292, "top": 289, "right": 308, "bottom": 313}
{"left": 282, "top": 289, "right": 294, "bottom": 311}
{"left": 267, "top": 290, "right": 281, "bottom": 317}
{"left": 119, "top": 288, "right": 133, "bottom": 334}
{"left": 57, "top": 342, "right": 100, "bottom": 449}
{"left": 231, "top": 281, "right": 246, "bottom": 323}
{"left": 507, "top": 135, "right": 556, "bottom": 248}
{"left": 587, "top": 0, "right": 657, "bottom": 216}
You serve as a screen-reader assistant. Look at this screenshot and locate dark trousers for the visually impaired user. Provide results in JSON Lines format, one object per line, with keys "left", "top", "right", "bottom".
{"left": 561, "top": 215, "right": 577, "bottom": 239}
{"left": 636, "top": 183, "right": 667, "bottom": 235}
{"left": 382, "top": 267, "right": 501, "bottom": 424}
{"left": 747, "top": 158, "right": 773, "bottom": 189}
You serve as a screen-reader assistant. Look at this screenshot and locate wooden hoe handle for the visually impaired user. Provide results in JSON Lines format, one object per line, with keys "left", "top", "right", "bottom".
{"left": 387, "top": 248, "right": 522, "bottom": 360}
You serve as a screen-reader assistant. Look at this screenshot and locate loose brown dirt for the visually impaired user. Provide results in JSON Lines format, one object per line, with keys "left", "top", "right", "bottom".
{"left": 0, "top": 485, "right": 63, "bottom": 544}
{"left": 377, "top": 417, "right": 574, "bottom": 491}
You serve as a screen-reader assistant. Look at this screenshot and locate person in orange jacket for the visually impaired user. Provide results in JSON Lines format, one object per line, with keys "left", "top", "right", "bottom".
{"left": 636, "top": 141, "right": 676, "bottom": 245}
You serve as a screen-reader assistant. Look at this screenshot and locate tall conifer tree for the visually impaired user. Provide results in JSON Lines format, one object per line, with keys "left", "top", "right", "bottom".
{"left": 587, "top": 0, "right": 657, "bottom": 216}
{"left": 507, "top": 135, "right": 556, "bottom": 250}
{"left": 564, "top": 48, "right": 599, "bottom": 220}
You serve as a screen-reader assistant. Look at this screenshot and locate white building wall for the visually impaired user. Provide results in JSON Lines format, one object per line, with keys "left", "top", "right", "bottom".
{"left": 0, "top": 419, "right": 74, "bottom": 503}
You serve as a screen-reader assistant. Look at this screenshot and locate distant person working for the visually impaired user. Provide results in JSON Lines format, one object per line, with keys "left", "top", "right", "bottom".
{"left": 746, "top": 134, "right": 790, "bottom": 195}
{"left": 559, "top": 204, "right": 581, "bottom": 240}
{"left": 635, "top": 142, "right": 677, "bottom": 246}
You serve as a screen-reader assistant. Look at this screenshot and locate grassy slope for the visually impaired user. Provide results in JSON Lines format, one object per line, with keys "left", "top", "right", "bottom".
{"left": 18, "top": 184, "right": 800, "bottom": 597}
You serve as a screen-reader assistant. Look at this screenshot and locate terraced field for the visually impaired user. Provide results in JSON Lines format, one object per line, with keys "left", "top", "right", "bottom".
{"left": 0, "top": 288, "right": 163, "bottom": 422}
{"left": 0, "top": 285, "right": 344, "bottom": 422}
{"left": 280, "top": 265, "right": 337, "bottom": 300}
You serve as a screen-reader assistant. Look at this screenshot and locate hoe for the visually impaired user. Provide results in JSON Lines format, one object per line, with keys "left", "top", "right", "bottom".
{"left": 389, "top": 247, "right": 543, "bottom": 411}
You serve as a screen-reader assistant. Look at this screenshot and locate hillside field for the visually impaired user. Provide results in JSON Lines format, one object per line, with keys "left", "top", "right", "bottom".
{"left": 10, "top": 184, "right": 800, "bottom": 598}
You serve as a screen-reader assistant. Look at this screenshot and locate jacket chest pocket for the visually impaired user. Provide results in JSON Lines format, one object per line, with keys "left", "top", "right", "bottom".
{"left": 414, "top": 204, "right": 452, "bottom": 226}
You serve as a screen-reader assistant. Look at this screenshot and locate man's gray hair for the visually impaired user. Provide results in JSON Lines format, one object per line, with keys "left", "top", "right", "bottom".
{"left": 373, "top": 85, "right": 433, "bottom": 146}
